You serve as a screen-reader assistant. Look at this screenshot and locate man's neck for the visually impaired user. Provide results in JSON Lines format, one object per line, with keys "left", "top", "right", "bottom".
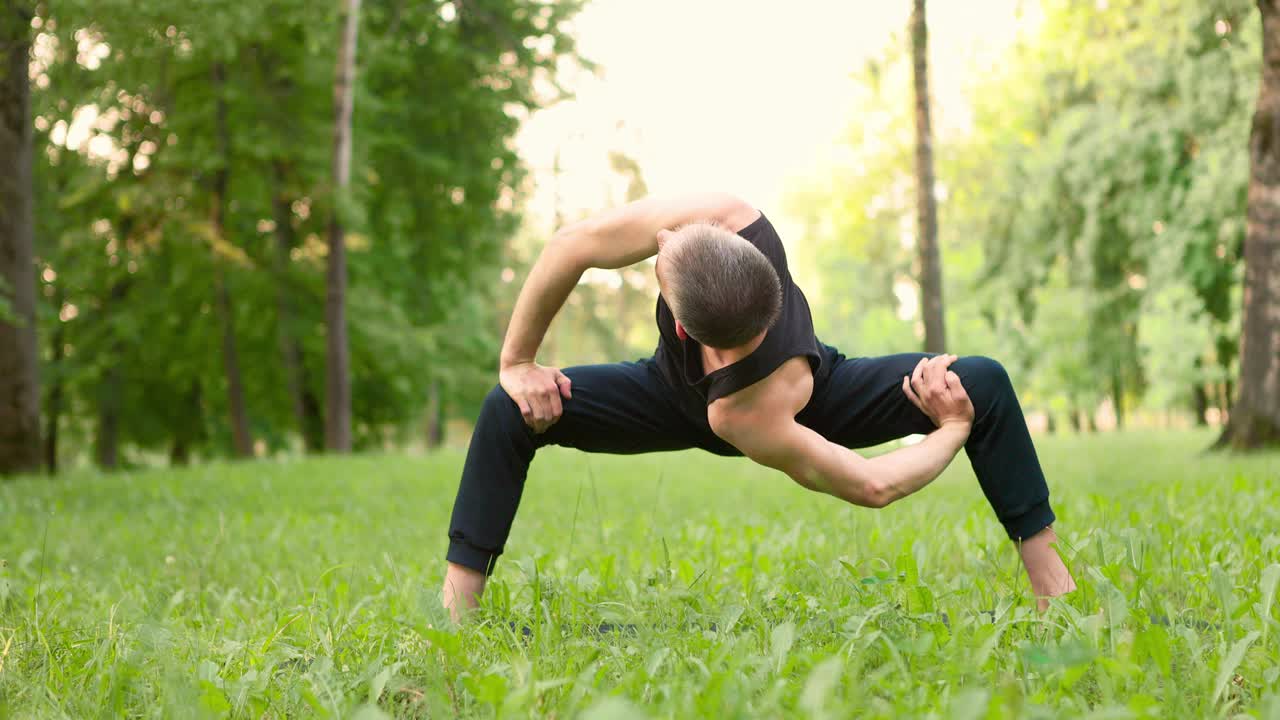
{"left": 700, "top": 332, "right": 767, "bottom": 373}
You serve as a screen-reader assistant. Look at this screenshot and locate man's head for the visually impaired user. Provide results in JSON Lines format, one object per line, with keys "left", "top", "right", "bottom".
{"left": 655, "top": 222, "right": 782, "bottom": 349}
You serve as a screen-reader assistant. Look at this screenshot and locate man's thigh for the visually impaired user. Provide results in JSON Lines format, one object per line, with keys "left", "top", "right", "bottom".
{"left": 535, "top": 358, "right": 709, "bottom": 454}
{"left": 798, "top": 352, "right": 938, "bottom": 448}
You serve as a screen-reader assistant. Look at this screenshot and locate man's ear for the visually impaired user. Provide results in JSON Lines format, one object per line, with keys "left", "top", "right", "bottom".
{"left": 675, "top": 320, "right": 688, "bottom": 341}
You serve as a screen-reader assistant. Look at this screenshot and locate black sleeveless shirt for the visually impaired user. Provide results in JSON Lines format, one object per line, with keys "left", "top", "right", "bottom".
{"left": 654, "top": 212, "right": 829, "bottom": 404}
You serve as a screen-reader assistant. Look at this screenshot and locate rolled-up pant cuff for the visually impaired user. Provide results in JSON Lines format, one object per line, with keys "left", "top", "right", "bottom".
{"left": 1004, "top": 499, "right": 1056, "bottom": 541}
{"left": 447, "top": 538, "right": 500, "bottom": 576}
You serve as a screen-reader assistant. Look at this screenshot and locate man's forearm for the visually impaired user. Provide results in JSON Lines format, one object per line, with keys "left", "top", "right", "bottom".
{"left": 804, "top": 423, "right": 968, "bottom": 507}
{"left": 864, "top": 423, "right": 970, "bottom": 504}
{"left": 500, "top": 235, "right": 589, "bottom": 368}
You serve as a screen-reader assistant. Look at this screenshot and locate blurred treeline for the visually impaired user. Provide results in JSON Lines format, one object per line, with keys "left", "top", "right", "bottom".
{"left": 14, "top": 0, "right": 1261, "bottom": 471}
{"left": 24, "top": 0, "right": 586, "bottom": 468}
{"left": 788, "top": 0, "right": 1253, "bottom": 431}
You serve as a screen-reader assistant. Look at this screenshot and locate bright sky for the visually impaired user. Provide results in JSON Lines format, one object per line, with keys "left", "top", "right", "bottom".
{"left": 516, "top": 0, "right": 1040, "bottom": 232}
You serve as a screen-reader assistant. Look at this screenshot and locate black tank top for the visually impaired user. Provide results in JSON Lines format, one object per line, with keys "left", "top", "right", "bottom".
{"left": 654, "top": 212, "right": 829, "bottom": 404}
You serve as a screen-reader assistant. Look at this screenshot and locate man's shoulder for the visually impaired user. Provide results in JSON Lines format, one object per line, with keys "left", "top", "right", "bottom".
{"left": 707, "top": 356, "right": 814, "bottom": 442}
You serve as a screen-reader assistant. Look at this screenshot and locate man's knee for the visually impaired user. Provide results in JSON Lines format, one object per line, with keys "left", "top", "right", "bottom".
{"left": 955, "top": 356, "right": 1014, "bottom": 415}
{"left": 478, "top": 384, "right": 528, "bottom": 434}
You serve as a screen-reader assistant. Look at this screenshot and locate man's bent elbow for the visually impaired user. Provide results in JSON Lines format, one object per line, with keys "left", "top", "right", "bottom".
{"left": 836, "top": 476, "right": 895, "bottom": 509}
{"left": 774, "top": 447, "right": 893, "bottom": 508}
{"left": 861, "top": 480, "right": 896, "bottom": 509}
{"left": 545, "top": 223, "right": 597, "bottom": 270}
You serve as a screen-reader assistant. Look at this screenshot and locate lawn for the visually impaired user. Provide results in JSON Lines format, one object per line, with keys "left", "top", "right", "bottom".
{"left": 1, "top": 430, "right": 1278, "bottom": 718}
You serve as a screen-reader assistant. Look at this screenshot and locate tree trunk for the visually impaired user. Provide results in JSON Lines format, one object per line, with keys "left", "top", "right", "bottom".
{"left": 325, "top": 0, "right": 361, "bottom": 452}
{"left": 1193, "top": 386, "right": 1209, "bottom": 427}
{"left": 270, "top": 164, "right": 324, "bottom": 452}
{"left": 214, "top": 269, "right": 252, "bottom": 456}
{"left": 94, "top": 283, "right": 129, "bottom": 469}
{"left": 211, "top": 63, "right": 253, "bottom": 458}
{"left": 92, "top": 244, "right": 132, "bottom": 470}
{"left": 1192, "top": 358, "right": 1209, "bottom": 426}
{"left": 300, "top": 378, "right": 324, "bottom": 452}
{"left": 169, "top": 381, "right": 201, "bottom": 466}
{"left": 0, "top": 6, "right": 41, "bottom": 475}
{"left": 95, "top": 365, "right": 121, "bottom": 470}
{"left": 1217, "top": 0, "right": 1280, "bottom": 449}
{"left": 1111, "top": 370, "right": 1125, "bottom": 430}
{"left": 43, "top": 297, "right": 64, "bottom": 473}
{"left": 425, "top": 380, "right": 444, "bottom": 449}
{"left": 910, "top": 0, "right": 946, "bottom": 354}
{"left": 169, "top": 437, "right": 189, "bottom": 466}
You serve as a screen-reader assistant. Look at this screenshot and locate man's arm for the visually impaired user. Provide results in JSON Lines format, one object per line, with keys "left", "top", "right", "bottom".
{"left": 716, "top": 354, "right": 975, "bottom": 507}
{"left": 499, "top": 193, "right": 756, "bottom": 431}
{"left": 729, "top": 416, "right": 970, "bottom": 508}
{"left": 502, "top": 192, "right": 755, "bottom": 367}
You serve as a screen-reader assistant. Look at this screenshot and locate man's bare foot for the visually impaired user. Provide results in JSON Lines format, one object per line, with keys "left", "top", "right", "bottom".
{"left": 442, "top": 562, "right": 486, "bottom": 623}
{"left": 1018, "top": 526, "right": 1077, "bottom": 612}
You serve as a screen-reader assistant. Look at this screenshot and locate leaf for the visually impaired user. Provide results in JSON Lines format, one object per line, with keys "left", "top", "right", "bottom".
{"left": 644, "top": 647, "right": 670, "bottom": 678}
{"left": 770, "top": 621, "right": 796, "bottom": 674}
{"left": 534, "top": 678, "right": 572, "bottom": 693}
{"left": 1258, "top": 563, "right": 1280, "bottom": 636}
{"left": 1137, "top": 627, "right": 1172, "bottom": 678}
{"left": 197, "top": 659, "right": 221, "bottom": 685}
{"left": 581, "top": 697, "right": 648, "bottom": 720}
{"left": 718, "top": 604, "right": 745, "bottom": 635}
{"left": 947, "top": 687, "right": 990, "bottom": 720}
{"left": 419, "top": 625, "right": 462, "bottom": 658}
{"left": 799, "top": 656, "right": 843, "bottom": 714}
{"left": 350, "top": 705, "right": 392, "bottom": 720}
{"left": 368, "top": 667, "right": 391, "bottom": 705}
{"left": 1212, "top": 630, "right": 1259, "bottom": 704}
{"left": 461, "top": 673, "right": 508, "bottom": 708}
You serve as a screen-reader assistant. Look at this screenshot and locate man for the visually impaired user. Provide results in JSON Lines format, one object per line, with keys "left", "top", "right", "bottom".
{"left": 444, "top": 192, "right": 1076, "bottom": 618}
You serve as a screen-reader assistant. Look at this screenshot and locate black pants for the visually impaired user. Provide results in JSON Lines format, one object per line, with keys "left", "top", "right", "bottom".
{"left": 446, "top": 348, "right": 1056, "bottom": 574}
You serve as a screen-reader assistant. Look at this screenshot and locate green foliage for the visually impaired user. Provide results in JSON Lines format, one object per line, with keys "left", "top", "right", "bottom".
{"left": 789, "top": 0, "right": 1257, "bottom": 425}
{"left": 1, "top": 433, "right": 1278, "bottom": 715}
{"left": 30, "top": 0, "right": 585, "bottom": 464}
{"left": 966, "top": 0, "right": 1255, "bottom": 418}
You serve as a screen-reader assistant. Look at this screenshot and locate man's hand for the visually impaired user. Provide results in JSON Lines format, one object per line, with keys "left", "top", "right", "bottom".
{"left": 500, "top": 362, "right": 572, "bottom": 433}
{"left": 902, "top": 354, "right": 975, "bottom": 429}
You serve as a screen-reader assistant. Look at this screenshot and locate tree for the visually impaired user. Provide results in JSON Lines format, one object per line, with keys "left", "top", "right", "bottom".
{"left": 0, "top": 3, "right": 41, "bottom": 475}
{"left": 1218, "top": 0, "right": 1280, "bottom": 449}
{"left": 20, "top": 0, "right": 583, "bottom": 467}
{"left": 269, "top": 159, "right": 325, "bottom": 453}
{"left": 210, "top": 62, "right": 253, "bottom": 458}
{"left": 325, "top": 0, "right": 359, "bottom": 452}
{"left": 955, "top": 0, "right": 1259, "bottom": 428}
{"left": 910, "top": 0, "right": 945, "bottom": 353}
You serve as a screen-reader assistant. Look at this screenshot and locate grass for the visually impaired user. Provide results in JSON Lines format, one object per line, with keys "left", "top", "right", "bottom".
{"left": 0, "top": 429, "right": 1278, "bottom": 718}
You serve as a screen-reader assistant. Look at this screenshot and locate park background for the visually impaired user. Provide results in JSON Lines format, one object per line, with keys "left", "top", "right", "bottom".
{"left": 1, "top": 0, "right": 1279, "bottom": 717}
